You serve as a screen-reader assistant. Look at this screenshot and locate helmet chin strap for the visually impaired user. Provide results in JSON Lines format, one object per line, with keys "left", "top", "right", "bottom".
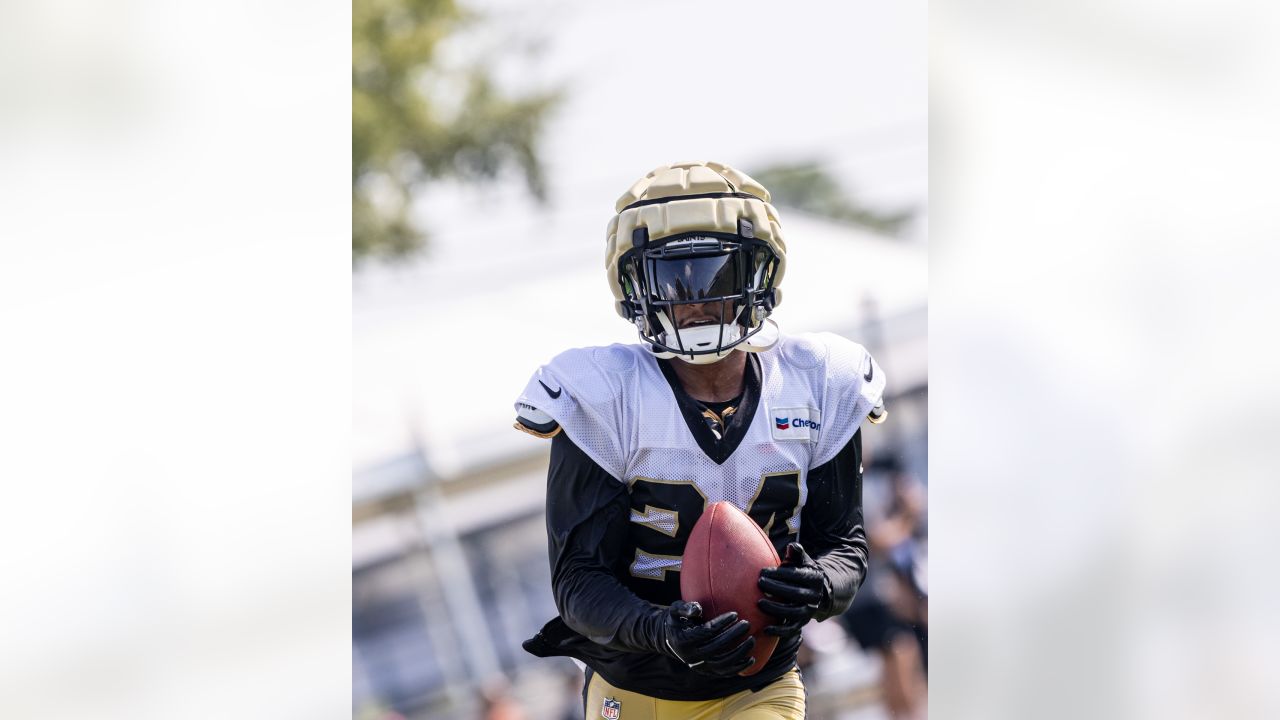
{"left": 737, "top": 317, "right": 780, "bottom": 353}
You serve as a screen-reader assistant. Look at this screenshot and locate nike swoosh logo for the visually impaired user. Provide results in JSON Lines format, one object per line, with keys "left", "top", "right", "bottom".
{"left": 538, "top": 380, "right": 562, "bottom": 399}
{"left": 863, "top": 357, "right": 874, "bottom": 382}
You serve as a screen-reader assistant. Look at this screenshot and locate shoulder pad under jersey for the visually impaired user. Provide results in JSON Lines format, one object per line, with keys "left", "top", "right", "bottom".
{"left": 780, "top": 332, "right": 887, "bottom": 468}
{"left": 511, "top": 345, "right": 641, "bottom": 479}
{"left": 514, "top": 401, "right": 560, "bottom": 439}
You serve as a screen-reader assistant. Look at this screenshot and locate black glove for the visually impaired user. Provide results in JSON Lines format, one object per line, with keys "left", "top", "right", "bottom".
{"left": 757, "top": 542, "right": 831, "bottom": 640}
{"left": 660, "top": 600, "right": 756, "bottom": 676}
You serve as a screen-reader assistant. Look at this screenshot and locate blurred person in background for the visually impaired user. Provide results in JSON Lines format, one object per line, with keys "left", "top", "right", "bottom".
{"left": 839, "top": 455, "right": 928, "bottom": 719}
{"left": 477, "top": 681, "right": 528, "bottom": 720}
{"left": 512, "top": 162, "right": 888, "bottom": 719}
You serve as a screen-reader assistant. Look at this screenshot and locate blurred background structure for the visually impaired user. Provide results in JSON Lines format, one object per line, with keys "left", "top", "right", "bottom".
{"left": 353, "top": 1, "right": 926, "bottom": 717}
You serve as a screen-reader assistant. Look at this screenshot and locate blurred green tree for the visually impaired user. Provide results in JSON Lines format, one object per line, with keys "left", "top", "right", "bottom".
{"left": 353, "top": 0, "right": 559, "bottom": 262}
{"left": 750, "top": 161, "right": 915, "bottom": 236}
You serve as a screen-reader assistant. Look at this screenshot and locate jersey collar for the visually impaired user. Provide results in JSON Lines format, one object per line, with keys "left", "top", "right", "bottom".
{"left": 655, "top": 353, "right": 762, "bottom": 465}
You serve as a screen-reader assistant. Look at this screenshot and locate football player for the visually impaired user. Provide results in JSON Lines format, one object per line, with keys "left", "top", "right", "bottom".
{"left": 515, "top": 161, "right": 887, "bottom": 719}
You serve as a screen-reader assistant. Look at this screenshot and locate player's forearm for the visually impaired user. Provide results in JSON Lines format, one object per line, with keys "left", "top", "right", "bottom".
{"left": 552, "top": 565, "right": 665, "bottom": 653}
{"left": 802, "top": 428, "right": 869, "bottom": 620}
{"left": 544, "top": 432, "right": 666, "bottom": 652}
{"left": 812, "top": 528, "right": 870, "bottom": 620}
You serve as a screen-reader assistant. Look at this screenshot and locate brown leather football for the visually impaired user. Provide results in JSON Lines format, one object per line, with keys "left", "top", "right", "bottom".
{"left": 680, "top": 501, "right": 782, "bottom": 676}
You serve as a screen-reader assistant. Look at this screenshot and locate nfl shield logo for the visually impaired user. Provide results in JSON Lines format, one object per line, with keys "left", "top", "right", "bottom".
{"left": 601, "top": 697, "right": 621, "bottom": 719}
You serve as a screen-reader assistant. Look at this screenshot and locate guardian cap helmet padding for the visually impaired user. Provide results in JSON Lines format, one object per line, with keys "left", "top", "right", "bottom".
{"left": 605, "top": 161, "right": 788, "bottom": 364}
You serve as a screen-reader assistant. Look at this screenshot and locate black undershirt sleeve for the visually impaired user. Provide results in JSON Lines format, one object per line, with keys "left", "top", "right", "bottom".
{"left": 800, "top": 428, "right": 870, "bottom": 621}
{"left": 544, "top": 431, "right": 666, "bottom": 654}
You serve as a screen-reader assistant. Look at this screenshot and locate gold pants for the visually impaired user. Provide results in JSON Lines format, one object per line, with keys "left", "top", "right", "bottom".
{"left": 584, "top": 668, "right": 805, "bottom": 720}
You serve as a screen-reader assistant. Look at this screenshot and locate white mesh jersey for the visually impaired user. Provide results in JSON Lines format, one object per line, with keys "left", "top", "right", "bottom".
{"left": 514, "top": 332, "right": 886, "bottom": 603}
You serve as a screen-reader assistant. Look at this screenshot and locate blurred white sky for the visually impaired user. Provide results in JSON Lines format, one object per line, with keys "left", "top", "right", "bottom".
{"left": 405, "top": 0, "right": 928, "bottom": 260}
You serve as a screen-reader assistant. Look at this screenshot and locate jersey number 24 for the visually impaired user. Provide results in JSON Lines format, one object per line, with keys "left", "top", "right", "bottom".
{"left": 625, "top": 471, "right": 801, "bottom": 603}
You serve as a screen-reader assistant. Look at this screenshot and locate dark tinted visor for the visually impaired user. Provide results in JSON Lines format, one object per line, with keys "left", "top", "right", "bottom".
{"left": 648, "top": 253, "right": 744, "bottom": 302}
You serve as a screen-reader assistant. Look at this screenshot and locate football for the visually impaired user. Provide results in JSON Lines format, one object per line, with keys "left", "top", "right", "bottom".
{"left": 680, "top": 501, "right": 782, "bottom": 676}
